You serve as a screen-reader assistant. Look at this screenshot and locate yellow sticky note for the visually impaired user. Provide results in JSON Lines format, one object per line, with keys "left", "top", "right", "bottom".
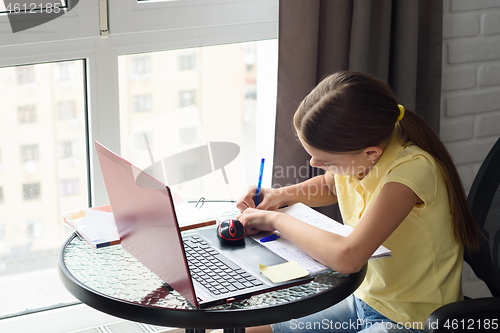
{"left": 259, "top": 261, "right": 310, "bottom": 283}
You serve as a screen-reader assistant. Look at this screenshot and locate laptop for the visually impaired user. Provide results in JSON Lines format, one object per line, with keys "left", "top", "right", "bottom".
{"left": 95, "top": 141, "right": 312, "bottom": 308}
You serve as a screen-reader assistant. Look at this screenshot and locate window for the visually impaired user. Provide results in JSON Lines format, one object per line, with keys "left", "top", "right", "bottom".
{"left": 178, "top": 53, "right": 196, "bottom": 70}
{"left": 61, "top": 178, "right": 80, "bottom": 196}
{"left": 118, "top": 41, "right": 278, "bottom": 200}
{"left": 246, "top": 89, "right": 257, "bottom": 100}
{"left": 179, "top": 90, "right": 197, "bottom": 107}
{"left": 59, "top": 140, "right": 78, "bottom": 158}
{"left": 0, "top": 60, "right": 87, "bottom": 317}
{"left": 17, "top": 105, "right": 37, "bottom": 124}
{"left": 54, "top": 62, "right": 74, "bottom": 82}
{"left": 26, "top": 220, "right": 42, "bottom": 238}
{"left": 16, "top": 66, "right": 35, "bottom": 85}
{"left": 0, "top": 0, "right": 277, "bottom": 324}
{"left": 132, "top": 94, "right": 152, "bottom": 112}
{"left": 20, "top": 144, "right": 39, "bottom": 162}
{"left": 131, "top": 55, "right": 152, "bottom": 75}
{"left": 23, "top": 182, "right": 41, "bottom": 200}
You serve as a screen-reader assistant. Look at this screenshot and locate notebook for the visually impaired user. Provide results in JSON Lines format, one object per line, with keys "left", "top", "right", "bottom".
{"left": 62, "top": 199, "right": 216, "bottom": 249}
{"left": 95, "top": 141, "right": 312, "bottom": 308}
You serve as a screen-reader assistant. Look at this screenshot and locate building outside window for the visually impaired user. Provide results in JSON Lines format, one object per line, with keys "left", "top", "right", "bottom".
{"left": 20, "top": 144, "right": 39, "bottom": 162}
{"left": 179, "top": 90, "right": 196, "bottom": 107}
{"left": 178, "top": 53, "right": 196, "bottom": 70}
{"left": 132, "top": 132, "right": 153, "bottom": 150}
{"left": 132, "top": 94, "right": 152, "bottom": 112}
{"left": 26, "top": 220, "right": 42, "bottom": 238}
{"left": 179, "top": 127, "right": 198, "bottom": 146}
{"left": 58, "top": 101, "right": 76, "bottom": 120}
{"left": 119, "top": 40, "right": 277, "bottom": 201}
{"left": 0, "top": 60, "right": 87, "bottom": 317}
{"left": 245, "top": 89, "right": 257, "bottom": 100}
{"left": 22, "top": 182, "right": 41, "bottom": 200}
{"left": 16, "top": 66, "right": 35, "bottom": 85}
{"left": 54, "top": 62, "right": 74, "bottom": 82}
{"left": 59, "top": 140, "right": 78, "bottom": 159}
{"left": 131, "top": 55, "right": 152, "bottom": 75}
{"left": 61, "top": 178, "right": 80, "bottom": 196}
{"left": 17, "top": 105, "right": 37, "bottom": 124}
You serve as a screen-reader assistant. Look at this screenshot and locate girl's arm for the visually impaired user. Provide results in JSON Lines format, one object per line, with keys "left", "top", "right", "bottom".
{"left": 236, "top": 172, "right": 337, "bottom": 212}
{"left": 239, "top": 181, "right": 421, "bottom": 275}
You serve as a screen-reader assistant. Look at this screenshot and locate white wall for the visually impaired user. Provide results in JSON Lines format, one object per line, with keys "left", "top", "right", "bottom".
{"left": 441, "top": 0, "right": 500, "bottom": 298}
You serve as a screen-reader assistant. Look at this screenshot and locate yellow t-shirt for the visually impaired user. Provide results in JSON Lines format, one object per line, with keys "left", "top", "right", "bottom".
{"left": 335, "top": 134, "right": 463, "bottom": 328}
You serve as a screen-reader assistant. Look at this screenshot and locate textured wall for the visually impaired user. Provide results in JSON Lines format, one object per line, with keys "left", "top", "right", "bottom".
{"left": 441, "top": 0, "right": 500, "bottom": 298}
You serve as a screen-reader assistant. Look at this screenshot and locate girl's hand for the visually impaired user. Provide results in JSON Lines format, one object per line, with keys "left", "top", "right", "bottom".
{"left": 237, "top": 208, "right": 278, "bottom": 235}
{"left": 236, "top": 186, "right": 283, "bottom": 212}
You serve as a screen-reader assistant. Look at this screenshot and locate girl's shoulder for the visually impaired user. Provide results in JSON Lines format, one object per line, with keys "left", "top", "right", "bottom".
{"left": 384, "top": 143, "right": 440, "bottom": 204}
{"left": 394, "top": 142, "right": 437, "bottom": 168}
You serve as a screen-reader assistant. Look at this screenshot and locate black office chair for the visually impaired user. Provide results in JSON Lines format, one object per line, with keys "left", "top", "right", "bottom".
{"left": 425, "top": 137, "right": 500, "bottom": 332}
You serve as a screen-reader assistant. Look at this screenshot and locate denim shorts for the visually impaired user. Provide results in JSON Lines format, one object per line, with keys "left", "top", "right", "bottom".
{"left": 270, "top": 295, "right": 424, "bottom": 333}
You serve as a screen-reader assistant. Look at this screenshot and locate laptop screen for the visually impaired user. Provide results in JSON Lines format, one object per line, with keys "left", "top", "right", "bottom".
{"left": 95, "top": 142, "right": 197, "bottom": 307}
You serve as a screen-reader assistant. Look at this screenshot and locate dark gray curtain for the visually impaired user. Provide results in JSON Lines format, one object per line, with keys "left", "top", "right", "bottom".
{"left": 272, "top": 0, "right": 443, "bottom": 220}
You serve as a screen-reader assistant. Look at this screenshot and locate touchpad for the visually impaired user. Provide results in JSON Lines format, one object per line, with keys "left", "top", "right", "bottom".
{"left": 197, "top": 228, "right": 286, "bottom": 269}
{"left": 229, "top": 238, "right": 286, "bottom": 267}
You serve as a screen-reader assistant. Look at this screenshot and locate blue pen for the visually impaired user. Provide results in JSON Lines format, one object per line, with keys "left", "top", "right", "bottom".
{"left": 260, "top": 234, "right": 280, "bottom": 243}
{"left": 254, "top": 158, "right": 265, "bottom": 207}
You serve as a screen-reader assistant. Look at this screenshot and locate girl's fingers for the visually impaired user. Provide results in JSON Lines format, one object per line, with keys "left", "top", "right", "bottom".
{"left": 236, "top": 186, "right": 259, "bottom": 211}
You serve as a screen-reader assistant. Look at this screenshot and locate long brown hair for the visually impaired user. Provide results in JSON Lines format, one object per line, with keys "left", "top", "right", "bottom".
{"left": 294, "top": 71, "right": 480, "bottom": 251}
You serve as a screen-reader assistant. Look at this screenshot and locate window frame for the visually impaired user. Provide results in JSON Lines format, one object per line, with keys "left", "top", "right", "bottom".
{"left": 108, "top": 0, "right": 278, "bottom": 36}
{"left": 0, "top": 1, "right": 99, "bottom": 47}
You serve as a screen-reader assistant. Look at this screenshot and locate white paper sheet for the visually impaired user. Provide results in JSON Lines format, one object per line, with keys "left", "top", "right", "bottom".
{"left": 253, "top": 203, "right": 392, "bottom": 273}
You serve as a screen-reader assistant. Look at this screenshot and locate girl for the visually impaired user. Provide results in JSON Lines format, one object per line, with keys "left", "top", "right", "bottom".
{"left": 236, "top": 71, "right": 481, "bottom": 332}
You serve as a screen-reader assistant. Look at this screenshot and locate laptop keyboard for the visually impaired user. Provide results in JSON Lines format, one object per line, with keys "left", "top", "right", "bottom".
{"left": 183, "top": 235, "right": 264, "bottom": 295}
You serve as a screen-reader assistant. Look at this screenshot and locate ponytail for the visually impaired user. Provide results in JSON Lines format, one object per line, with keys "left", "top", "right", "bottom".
{"left": 397, "top": 109, "right": 481, "bottom": 251}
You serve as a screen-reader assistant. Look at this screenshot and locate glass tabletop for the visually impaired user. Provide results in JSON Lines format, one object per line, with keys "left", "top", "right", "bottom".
{"left": 59, "top": 201, "right": 365, "bottom": 328}
{"left": 64, "top": 235, "right": 352, "bottom": 311}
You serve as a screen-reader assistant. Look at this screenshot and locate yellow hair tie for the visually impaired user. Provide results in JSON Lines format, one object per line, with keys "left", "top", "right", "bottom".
{"left": 397, "top": 104, "right": 405, "bottom": 122}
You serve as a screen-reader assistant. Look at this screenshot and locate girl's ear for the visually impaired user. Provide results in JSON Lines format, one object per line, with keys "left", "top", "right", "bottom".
{"left": 363, "top": 146, "right": 384, "bottom": 163}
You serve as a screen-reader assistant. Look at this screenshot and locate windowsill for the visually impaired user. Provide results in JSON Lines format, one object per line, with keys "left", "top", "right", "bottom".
{"left": 0, "top": 303, "right": 122, "bottom": 333}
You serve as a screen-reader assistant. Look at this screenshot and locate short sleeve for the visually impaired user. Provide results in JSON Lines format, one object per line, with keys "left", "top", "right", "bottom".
{"left": 382, "top": 153, "right": 438, "bottom": 210}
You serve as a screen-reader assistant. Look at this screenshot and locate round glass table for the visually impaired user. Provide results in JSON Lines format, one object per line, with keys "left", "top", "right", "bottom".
{"left": 59, "top": 200, "right": 366, "bottom": 332}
